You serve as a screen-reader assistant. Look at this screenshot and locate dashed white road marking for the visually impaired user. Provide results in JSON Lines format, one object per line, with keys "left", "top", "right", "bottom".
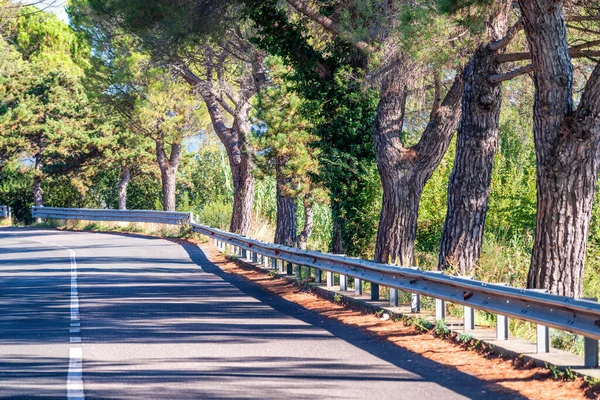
{"left": 67, "top": 348, "right": 85, "bottom": 400}
{"left": 25, "top": 237, "right": 85, "bottom": 400}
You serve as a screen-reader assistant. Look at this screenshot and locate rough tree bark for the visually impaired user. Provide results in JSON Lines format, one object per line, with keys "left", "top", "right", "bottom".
{"left": 156, "top": 136, "right": 181, "bottom": 212}
{"left": 33, "top": 151, "right": 43, "bottom": 208}
{"left": 373, "top": 62, "right": 464, "bottom": 265}
{"left": 274, "top": 156, "right": 297, "bottom": 246}
{"left": 439, "top": 4, "right": 511, "bottom": 274}
{"left": 518, "top": 0, "right": 600, "bottom": 297}
{"left": 117, "top": 165, "right": 130, "bottom": 210}
{"left": 179, "top": 47, "right": 265, "bottom": 236}
{"left": 33, "top": 136, "right": 44, "bottom": 223}
{"left": 296, "top": 194, "right": 314, "bottom": 250}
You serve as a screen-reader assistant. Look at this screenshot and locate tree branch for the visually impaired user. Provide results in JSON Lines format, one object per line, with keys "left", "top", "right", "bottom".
{"left": 285, "top": 0, "right": 375, "bottom": 54}
{"left": 498, "top": 49, "right": 600, "bottom": 63}
{"left": 488, "top": 19, "right": 523, "bottom": 51}
{"left": 488, "top": 64, "right": 534, "bottom": 84}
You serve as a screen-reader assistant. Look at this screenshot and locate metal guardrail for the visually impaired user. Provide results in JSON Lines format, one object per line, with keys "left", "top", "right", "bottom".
{"left": 33, "top": 206, "right": 600, "bottom": 367}
{"left": 0, "top": 206, "right": 10, "bottom": 218}
{"left": 32, "top": 206, "right": 190, "bottom": 225}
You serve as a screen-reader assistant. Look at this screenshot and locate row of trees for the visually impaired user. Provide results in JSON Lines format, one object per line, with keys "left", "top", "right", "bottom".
{"left": 1, "top": 0, "right": 599, "bottom": 298}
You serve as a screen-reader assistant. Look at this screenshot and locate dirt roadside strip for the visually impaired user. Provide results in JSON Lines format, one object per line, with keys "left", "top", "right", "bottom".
{"left": 195, "top": 241, "right": 599, "bottom": 400}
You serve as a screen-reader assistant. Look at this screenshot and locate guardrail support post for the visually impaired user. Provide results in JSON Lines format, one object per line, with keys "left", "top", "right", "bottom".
{"left": 409, "top": 267, "right": 420, "bottom": 312}
{"left": 252, "top": 251, "right": 258, "bottom": 263}
{"left": 496, "top": 314, "right": 509, "bottom": 340}
{"left": 241, "top": 248, "right": 247, "bottom": 259}
{"left": 286, "top": 261, "right": 293, "bottom": 275}
{"left": 411, "top": 293, "right": 420, "bottom": 313}
{"left": 294, "top": 264, "right": 301, "bottom": 278}
{"left": 327, "top": 272, "right": 334, "bottom": 287}
{"left": 314, "top": 269, "right": 322, "bottom": 283}
{"left": 371, "top": 283, "right": 380, "bottom": 300}
{"left": 389, "top": 289, "right": 398, "bottom": 306}
{"left": 435, "top": 299, "right": 446, "bottom": 320}
{"left": 339, "top": 274, "right": 347, "bottom": 291}
{"left": 464, "top": 306, "right": 475, "bottom": 331}
{"left": 536, "top": 324, "right": 550, "bottom": 353}
{"left": 355, "top": 278, "right": 362, "bottom": 295}
{"left": 584, "top": 337, "right": 599, "bottom": 368}
{"left": 271, "top": 257, "right": 277, "bottom": 270}
{"left": 583, "top": 297, "right": 599, "bottom": 367}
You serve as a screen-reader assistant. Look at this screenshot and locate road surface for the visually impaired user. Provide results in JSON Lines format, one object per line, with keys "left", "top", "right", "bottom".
{"left": 0, "top": 228, "right": 523, "bottom": 399}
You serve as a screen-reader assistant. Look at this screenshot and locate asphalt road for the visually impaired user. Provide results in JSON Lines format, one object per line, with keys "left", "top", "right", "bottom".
{"left": 0, "top": 228, "right": 525, "bottom": 399}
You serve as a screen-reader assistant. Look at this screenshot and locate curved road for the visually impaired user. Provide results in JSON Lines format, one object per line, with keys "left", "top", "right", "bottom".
{"left": 0, "top": 228, "right": 523, "bottom": 399}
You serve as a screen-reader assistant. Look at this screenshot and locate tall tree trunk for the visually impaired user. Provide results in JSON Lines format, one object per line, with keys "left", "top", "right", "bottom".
{"left": 33, "top": 136, "right": 44, "bottom": 223}
{"left": 117, "top": 166, "right": 130, "bottom": 210}
{"left": 227, "top": 102, "right": 255, "bottom": 236}
{"left": 229, "top": 158, "right": 255, "bottom": 235}
{"left": 439, "top": 6, "right": 510, "bottom": 274}
{"left": 273, "top": 156, "right": 297, "bottom": 246}
{"left": 373, "top": 63, "right": 463, "bottom": 265}
{"left": 180, "top": 60, "right": 257, "bottom": 236}
{"left": 33, "top": 152, "right": 43, "bottom": 208}
{"left": 331, "top": 201, "right": 344, "bottom": 253}
{"left": 156, "top": 137, "right": 181, "bottom": 212}
{"left": 518, "top": 0, "right": 600, "bottom": 297}
{"left": 297, "top": 194, "right": 314, "bottom": 250}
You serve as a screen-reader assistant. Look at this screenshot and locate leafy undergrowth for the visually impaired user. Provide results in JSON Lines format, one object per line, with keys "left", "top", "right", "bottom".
{"left": 197, "top": 241, "right": 600, "bottom": 400}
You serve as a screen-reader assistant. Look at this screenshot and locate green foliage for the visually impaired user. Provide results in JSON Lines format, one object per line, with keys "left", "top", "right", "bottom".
{"left": 246, "top": 1, "right": 381, "bottom": 256}
{"left": 433, "top": 319, "right": 451, "bottom": 338}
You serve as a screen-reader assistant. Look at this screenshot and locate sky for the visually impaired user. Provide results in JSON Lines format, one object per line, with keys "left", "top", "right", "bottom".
{"left": 23, "top": 0, "right": 68, "bottom": 22}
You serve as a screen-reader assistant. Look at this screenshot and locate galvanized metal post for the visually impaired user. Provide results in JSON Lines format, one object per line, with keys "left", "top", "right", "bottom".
{"left": 314, "top": 269, "right": 322, "bottom": 283}
{"left": 584, "top": 298, "right": 599, "bottom": 367}
{"left": 286, "top": 261, "right": 293, "bottom": 275}
{"left": 271, "top": 257, "right": 277, "bottom": 270}
{"left": 584, "top": 337, "right": 599, "bottom": 368}
{"left": 339, "top": 274, "right": 347, "bottom": 291}
{"left": 464, "top": 306, "right": 475, "bottom": 331}
{"left": 241, "top": 248, "right": 247, "bottom": 259}
{"left": 537, "top": 324, "right": 550, "bottom": 353}
{"left": 389, "top": 288, "right": 398, "bottom": 307}
{"left": 252, "top": 251, "right": 258, "bottom": 263}
{"left": 435, "top": 298, "right": 446, "bottom": 320}
{"left": 462, "top": 276, "right": 475, "bottom": 330}
{"left": 497, "top": 315, "right": 509, "bottom": 340}
{"left": 371, "top": 283, "right": 380, "bottom": 300}
{"left": 409, "top": 267, "right": 420, "bottom": 312}
{"left": 327, "top": 271, "right": 334, "bottom": 287}
{"left": 355, "top": 278, "right": 363, "bottom": 295}
{"left": 411, "top": 293, "right": 420, "bottom": 313}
